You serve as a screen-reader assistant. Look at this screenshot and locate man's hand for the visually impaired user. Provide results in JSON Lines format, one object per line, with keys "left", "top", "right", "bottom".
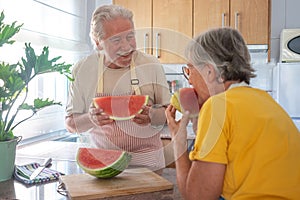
{"left": 89, "top": 106, "right": 114, "bottom": 126}
{"left": 132, "top": 105, "right": 151, "bottom": 125}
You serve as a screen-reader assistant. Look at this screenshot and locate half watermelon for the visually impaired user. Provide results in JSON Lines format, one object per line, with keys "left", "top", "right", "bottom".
{"left": 93, "top": 95, "right": 149, "bottom": 120}
{"left": 76, "top": 147, "right": 132, "bottom": 178}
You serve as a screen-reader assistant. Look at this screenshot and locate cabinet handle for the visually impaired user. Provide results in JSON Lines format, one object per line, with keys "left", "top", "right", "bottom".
{"left": 234, "top": 12, "right": 239, "bottom": 30}
{"left": 155, "top": 33, "right": 161, "bottom": 58}
{"left": 144, "top": 33, "right": 149, "bottom": 54}
{"left": 221, "top": 13, "right": 225, "bottom": 27}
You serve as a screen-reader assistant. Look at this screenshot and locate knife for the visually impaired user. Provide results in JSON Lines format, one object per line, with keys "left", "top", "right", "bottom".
{"left": 30, "top": 158, "right": 52, "bottom": 180}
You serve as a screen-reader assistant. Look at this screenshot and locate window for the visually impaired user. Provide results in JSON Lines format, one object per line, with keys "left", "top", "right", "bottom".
{"left": 0, "top": 0, "right": 92, "bottom": 141}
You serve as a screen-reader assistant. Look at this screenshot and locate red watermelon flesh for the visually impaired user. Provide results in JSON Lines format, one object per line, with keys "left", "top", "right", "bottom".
{"left": 179, "top": 87, "right": 200, "bottom": 118}
{"left": 76, "top": 148, "right": 132, "bottom": 178}
{"left": 77, "top": 148, "right": 122, "bottom": 169}
{"left": 93, "top": 95, "right": 149, "bottom": 120}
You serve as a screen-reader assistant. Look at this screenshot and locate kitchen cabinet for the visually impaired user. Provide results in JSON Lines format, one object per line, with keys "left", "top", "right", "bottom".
{"left": 114, "top": 0, "right": 270, "bottom": 63}
{"left": 114, "top": 0, "right": 193, "bottom": 63}
{"left": 194, "top": 0, "right": 270, "bottom": 45}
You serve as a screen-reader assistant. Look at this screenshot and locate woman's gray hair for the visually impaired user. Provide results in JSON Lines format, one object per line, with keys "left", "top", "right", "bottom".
{"left": 185, "top": 27, "right": 256, "bottom": 84}
{"left": 90, "top": 5, "right": 134, "bottom": 43}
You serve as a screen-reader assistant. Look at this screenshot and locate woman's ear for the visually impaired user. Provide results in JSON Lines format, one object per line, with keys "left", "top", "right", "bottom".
{"left": 205, "top": 64, "right": 217, "bottom": 83}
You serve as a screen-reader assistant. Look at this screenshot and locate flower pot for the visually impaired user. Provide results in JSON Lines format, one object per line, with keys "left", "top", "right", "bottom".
{"left": 0, "top": 178, "right": 16, "bottom": 198}
{"left": 0, "top": 136, "right": 22, "bottom": 182}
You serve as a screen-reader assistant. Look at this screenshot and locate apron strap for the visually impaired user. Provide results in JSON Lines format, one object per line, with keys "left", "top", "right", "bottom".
{"left": 97, "top": 54, "right": 104, "bottom": 94}
{"left": 130, "top": 60, "right": 141, "bottom": 95}
{"left": 97, "top": 53, "right": 141, "bottom": 95}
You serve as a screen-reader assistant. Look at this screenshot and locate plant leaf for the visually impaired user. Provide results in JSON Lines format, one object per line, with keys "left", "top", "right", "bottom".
{"left": 0, "top": 11, "right": 23, "bottom": 47}
{"left": 19, "top": 98, "right": 62, "bottom": 112}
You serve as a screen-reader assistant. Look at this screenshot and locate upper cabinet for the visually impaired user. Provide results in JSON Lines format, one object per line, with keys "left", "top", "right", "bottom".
{"left": 152, "top": 0, "right": 193, "bottom": 63}
{"left": 193, "top": 0, "right": 229, "bottom": 35}
{"left": 114, "top": 0, "right": 192, "bottom": 64}
{"left": 114, "top": 0, "right": 270, "bottom": 63}
{"left": 194, "top": 0, "right": 270, "bottom": 45}
{"left": 113, "top": 0, "right": 152, "bottom": 54}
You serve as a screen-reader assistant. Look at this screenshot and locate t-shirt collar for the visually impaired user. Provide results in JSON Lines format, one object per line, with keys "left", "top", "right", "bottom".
{"left": 228, "top": 81, "right": 250, "bottom": 90}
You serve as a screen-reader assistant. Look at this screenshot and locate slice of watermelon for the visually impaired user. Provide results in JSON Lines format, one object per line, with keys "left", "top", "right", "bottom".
{"left": 76, "top": 147, "right": 132, "bottom": 178}
{"left": 93, "top": 95, "right": 149, "bottom": 120}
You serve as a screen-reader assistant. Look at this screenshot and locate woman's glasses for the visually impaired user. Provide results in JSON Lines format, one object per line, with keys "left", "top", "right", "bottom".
{"left": 182, "top": 66, "right": 190, "bottom": 80}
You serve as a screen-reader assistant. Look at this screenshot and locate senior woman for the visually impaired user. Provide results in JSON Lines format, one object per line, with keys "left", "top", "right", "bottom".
{"left": 165, "top": 27, "right": 300, "bottom": 200}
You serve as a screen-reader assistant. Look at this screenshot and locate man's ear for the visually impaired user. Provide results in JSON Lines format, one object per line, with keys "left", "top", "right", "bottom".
{"left": 96, "top": 40, "right": 104, "bottom": 50}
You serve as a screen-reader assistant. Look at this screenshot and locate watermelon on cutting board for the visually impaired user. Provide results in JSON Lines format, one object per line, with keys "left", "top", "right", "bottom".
{"left": 170, "top": 87, "right": 200, "bottom": 118}
{"left": 93, "top": 95, "right": 149, "bottom": 120}
{"left": 76, "top": 147, "right": 132, "bottom": 179}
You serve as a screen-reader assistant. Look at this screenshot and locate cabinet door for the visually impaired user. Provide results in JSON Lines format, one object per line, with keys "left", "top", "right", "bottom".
{"left": 153, "top": 0, "right": 193, "bottom": 63}
{"left": 231, "top": 0, "right": 269, "bottom": 45}
{"left": 194, "top": 0, "right": 230, "bottom": 36}
{"left": 113, "top": 0, "right": 152, "bottom": 54}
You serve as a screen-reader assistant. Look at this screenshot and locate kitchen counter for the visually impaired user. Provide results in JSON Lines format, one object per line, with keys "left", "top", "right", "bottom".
{"left": 0, "top": 141, "right": 183, "bottom": 200}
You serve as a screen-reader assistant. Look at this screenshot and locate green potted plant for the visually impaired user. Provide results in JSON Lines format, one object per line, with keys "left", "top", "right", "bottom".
{"left": 0, "top": 11, "right": 73, "bottom": 182}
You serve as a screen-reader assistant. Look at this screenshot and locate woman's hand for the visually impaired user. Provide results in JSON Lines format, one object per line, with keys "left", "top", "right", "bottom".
{"left": 165, "top": 104, "right": 180, "bottom": 137}
{"left": 89, "top": 106, "right": 114, "bottom": 126}
{"left": 166, "top": 104, "right": 190, "bottom": 159}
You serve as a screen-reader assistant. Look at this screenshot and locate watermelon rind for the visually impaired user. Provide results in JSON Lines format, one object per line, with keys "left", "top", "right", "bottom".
{"left": 76, "top": 149, "right": 132, "bottom": 179}
{"left": 170, "top": 91, "right": 182, "bottom": 112}
{"left": 93, "top": 95, "right": 149, "bottom": 121}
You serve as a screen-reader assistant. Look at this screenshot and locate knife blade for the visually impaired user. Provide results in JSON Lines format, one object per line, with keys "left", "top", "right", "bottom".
{"left": 30, "top": 158, "right": 52, "bottom": 180}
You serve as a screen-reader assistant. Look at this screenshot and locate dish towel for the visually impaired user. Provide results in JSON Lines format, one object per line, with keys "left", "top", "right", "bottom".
{"left": 14, "top": 162, "right": 64, "bottom": 186}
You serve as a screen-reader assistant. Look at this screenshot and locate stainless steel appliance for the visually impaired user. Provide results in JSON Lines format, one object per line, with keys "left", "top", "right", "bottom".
{"left": 273, "top": 62, "right": 300, "bottom": 130}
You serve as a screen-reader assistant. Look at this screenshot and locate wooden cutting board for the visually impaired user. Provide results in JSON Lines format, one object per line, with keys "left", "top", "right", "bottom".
{"left": 59, "top": 168, "right": 173, "bottom": 200}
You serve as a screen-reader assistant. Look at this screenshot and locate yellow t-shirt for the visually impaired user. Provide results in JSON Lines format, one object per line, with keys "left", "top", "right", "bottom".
{"left": 189, "top": 86, "right": 300, "bottom": 199}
